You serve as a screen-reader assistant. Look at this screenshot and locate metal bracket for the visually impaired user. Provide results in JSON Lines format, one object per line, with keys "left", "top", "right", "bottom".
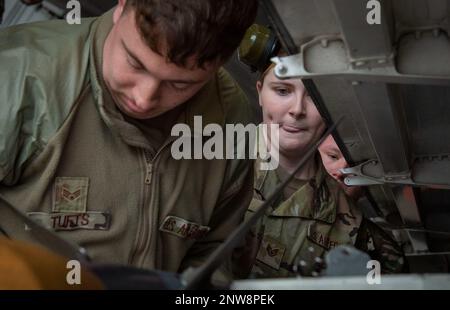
{"left": 342, "top": 156, "right": 450, "bottom": 188}
{"left": 271, "top": 30, "right": 450, "bottom": 86}
{"left": 341, "top": 159, "right": 413, "bottom": 186}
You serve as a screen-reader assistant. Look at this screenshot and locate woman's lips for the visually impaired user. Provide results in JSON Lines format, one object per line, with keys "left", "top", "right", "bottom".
{"left": 282, "top": 124, "right": 307, "bottom": 133}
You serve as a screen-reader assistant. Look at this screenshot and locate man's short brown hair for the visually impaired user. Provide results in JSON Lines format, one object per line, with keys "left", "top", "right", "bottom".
{"left": 125, "top": 0, "right": 258, "bottom": 68}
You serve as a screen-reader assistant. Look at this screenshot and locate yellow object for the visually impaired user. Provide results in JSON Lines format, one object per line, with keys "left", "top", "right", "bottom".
{"left": 238, "top": 24, "right": 280, "bottom": 72}
{"left": 0, "top": 237, "right": 103, "bottom": 290}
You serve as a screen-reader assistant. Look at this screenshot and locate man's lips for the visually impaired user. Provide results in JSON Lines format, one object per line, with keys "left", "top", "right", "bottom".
{"left": 121, "top": 95, "right": 146, "bottom": 114}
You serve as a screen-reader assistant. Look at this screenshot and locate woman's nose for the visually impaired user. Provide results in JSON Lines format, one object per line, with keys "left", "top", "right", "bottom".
{"left": 332, "top": 159, "right": 348, "bottom": 181}
{"left": 288, "top": 97, "right": 306, "bottom": 119}
{"left": 332, "top": 169, "right": 344, "bottom": 181}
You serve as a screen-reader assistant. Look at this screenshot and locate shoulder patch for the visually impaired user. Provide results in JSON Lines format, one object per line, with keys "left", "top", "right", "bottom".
{"left": 256, "top": 235, "right": 286, "bottom": 270}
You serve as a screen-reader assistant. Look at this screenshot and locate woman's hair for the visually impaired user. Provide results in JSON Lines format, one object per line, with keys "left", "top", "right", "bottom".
{"left": 258, "top": 50, "right": 288, "bottom": 84}
{"left": 258, "top": 62, "right": 276, "bottom": 84}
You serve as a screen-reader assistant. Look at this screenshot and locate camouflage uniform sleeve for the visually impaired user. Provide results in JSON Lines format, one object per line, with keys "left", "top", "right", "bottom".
{"left": 231, "top": 198, "right": 266, "bottom": 279}
{"left": 355, "top": 218, "right": 407, "bottom": 273}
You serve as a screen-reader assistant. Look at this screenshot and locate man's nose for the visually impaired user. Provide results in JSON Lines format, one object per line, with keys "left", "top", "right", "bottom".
{"left": 134, "top": 76, "right": 161, "bottom": 109}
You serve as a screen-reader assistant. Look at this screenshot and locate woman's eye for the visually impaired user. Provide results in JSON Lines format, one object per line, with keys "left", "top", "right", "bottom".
{"left": 328, "top": 154, "right": 339, "bottom": 160}
{"left": 275, "top": 88, "right": 290, "bottom": 96}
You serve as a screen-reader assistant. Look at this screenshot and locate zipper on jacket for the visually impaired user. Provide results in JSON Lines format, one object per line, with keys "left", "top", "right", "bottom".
{"left": 144, "top": 149, "right": 153, "bottom": 185}
{"left": 129, "top": 149, "right": 153, "bottom": 266}
{"left": 129, "top": 138, "right": 176, "bottom": 267}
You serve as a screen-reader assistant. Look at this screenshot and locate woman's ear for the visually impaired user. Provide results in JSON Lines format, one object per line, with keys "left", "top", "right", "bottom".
{"left": 256, "top": 81, "right": 263, "bottom": 107}
{"left": 113, "top": 0, "right": 127, "bottom": 24}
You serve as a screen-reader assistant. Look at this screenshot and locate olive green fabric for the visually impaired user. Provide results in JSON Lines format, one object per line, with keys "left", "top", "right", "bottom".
{"left": 0, "top": 9, "right": 253, "bottom": 281}
{"left": 234, "top": 157, "right": 405, "bottom": 278}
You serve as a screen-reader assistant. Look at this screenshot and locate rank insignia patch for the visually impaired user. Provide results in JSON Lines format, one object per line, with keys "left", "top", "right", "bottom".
{"left": 53, "top": 177, "right": 89, "bottom": 213}
{"left": 256, "top": 235, "right": 286, "bottom": 270}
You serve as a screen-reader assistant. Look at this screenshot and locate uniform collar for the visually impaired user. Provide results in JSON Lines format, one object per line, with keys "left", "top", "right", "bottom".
{"left": 256, "top": 155, "right": 337, "bottom": 224}
{"left": 87, "top": 9, "right": 225, "bottom": 151}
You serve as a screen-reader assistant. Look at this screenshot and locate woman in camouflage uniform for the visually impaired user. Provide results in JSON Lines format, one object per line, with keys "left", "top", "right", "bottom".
{"left": 235, "top": 65, "right": 405, "bottom": 278}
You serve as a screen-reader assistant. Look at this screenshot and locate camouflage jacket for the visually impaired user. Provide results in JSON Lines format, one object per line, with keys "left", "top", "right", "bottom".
{"left": 234, "top": 156, "right": 405, "bottom": 278}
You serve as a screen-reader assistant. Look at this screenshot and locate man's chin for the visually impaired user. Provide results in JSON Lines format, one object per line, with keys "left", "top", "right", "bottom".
{"left": 116, "top": 102, "right": 159, "bottom": 120}
{"left": 122, "top": 110, "right": 160, "bottom": 120}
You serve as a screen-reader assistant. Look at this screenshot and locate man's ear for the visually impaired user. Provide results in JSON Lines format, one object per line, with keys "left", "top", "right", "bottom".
{"left": 256, "top": 81, "right": 263, "bottom": 107}
{"left": 113, "top": 0, "right": 127, "bottom": 24}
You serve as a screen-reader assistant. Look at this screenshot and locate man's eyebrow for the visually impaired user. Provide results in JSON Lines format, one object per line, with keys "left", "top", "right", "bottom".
{"left": 121, "top": 39, "right": 203, "bottom": 84}
{"left": 122, "top": 40, "right": 147, "bottom": 70}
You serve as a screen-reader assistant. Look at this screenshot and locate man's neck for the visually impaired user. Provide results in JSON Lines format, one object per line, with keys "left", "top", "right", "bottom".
{"left": 124, "top": 104, "right": 185, "bottom": 131}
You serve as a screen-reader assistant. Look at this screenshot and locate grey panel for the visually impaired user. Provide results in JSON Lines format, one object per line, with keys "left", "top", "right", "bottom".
{"left": 312, "top": 77, "right": 375, "bottom": 162}
{"left": 393, "top": 0, "right": 450, "bottom": 36}
{"left": 265, "top": 0, "right": 450, "bottom": 263}
{"left": 401, "top": 85, "right": 450, "bottom": 155}
{"left": 233, "top": 274, "right": 450, "bottom": 289}
{"left": 271, "top": 0, "right": 341, "bottom": 46}
{"left": 331, "top": 0, "right": 394, "bottom": 62}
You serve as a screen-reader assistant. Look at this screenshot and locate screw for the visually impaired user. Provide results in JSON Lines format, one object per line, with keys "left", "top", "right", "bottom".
{"left": 276, "top": 64, "right": 288, "bottom": 75}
